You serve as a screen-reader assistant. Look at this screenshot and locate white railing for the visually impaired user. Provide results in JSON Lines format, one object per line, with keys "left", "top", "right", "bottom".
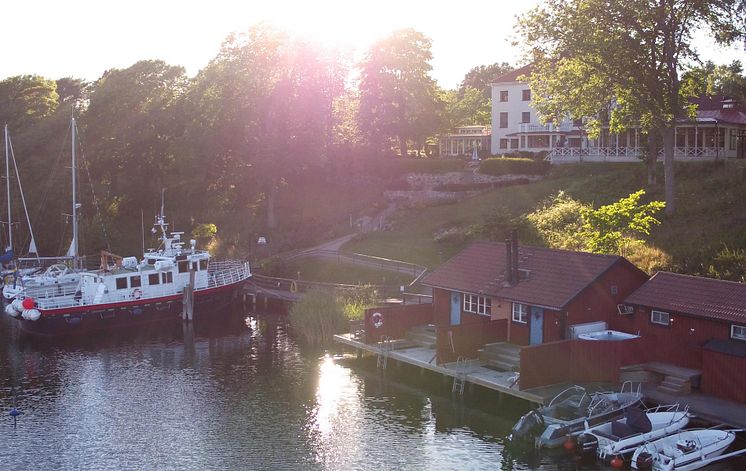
{"left": 519, "top": 122, "right": 573, "bottom": 133}
{"left": 208, "top": 261, "right": 252, "bottom": 289}
{"left": 548, "top": 146, "right": 726, "bottom": 163}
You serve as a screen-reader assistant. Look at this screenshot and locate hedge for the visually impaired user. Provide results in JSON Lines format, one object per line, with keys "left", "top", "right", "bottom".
{"left": 478, "top": 157, "right": 551, "bottom": 176}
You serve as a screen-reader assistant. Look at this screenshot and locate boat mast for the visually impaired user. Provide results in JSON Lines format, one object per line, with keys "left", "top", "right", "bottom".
{"left": 71, "top": 117, "right": 79, "bottom": 269}
{"left": 4, "top": 124, "right": 11, "bottom": 254}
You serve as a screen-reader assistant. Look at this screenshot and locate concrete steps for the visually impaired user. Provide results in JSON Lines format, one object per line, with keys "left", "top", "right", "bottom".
{"left": 658, "top": 375, "right": 692, "bottom": 395}
{"left": 478, "top": 342, "right": 521, "bottom": 372}
{"left": 406, "top": 324, "right": 437, "bottom": 348}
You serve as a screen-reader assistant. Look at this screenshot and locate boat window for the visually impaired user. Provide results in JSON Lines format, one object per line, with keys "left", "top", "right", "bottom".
{"left": 148, "top": 273, "right": 160, "bottom": 285}
{"left": 130, "top": 276, "right": 141, "bottom": 288}
{"left": 178, "top": 261, "right": 189, "bottom": 273}
{"left": 192, "top": 262, "right": 198, "bottom": 271}
{"left": 161, "top": 272, "right": 173, "bottom": 284}
{"left": 115, "top": 277, "right": 128, "bottom": 290}
{"left": 199, "top": 259, "right": 208, "bottom": 270}
{"left": 147, "top": 258, "right": 156, "bottom": 266}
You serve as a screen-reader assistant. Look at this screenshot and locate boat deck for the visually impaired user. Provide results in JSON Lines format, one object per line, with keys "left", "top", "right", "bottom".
{"left": 334, "top": 333, "right": 612, "bottom": 405}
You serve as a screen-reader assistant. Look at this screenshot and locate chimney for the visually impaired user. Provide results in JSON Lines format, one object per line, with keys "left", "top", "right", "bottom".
{"left": 505, "top": 238, "right": 514, "bottom": 285}
{"left": 511, "top": 230, "right": 519, "bottom": 284}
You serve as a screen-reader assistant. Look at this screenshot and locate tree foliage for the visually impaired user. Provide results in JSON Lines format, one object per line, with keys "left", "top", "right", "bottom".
{"left": 459, "top": 62, "right": 513, "bottom": 100}
{"left": 682, "top": 60, "right": 746, "bottom": 102}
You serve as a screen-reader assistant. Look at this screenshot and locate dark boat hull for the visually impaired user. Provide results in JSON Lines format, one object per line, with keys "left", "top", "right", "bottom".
{"left": 15, "top": 282, "right": 245, "bottom": 336}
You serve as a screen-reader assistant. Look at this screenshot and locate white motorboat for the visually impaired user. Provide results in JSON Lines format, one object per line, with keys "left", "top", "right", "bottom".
{"left": 631, "top": 428, "right": 745, "bottom": 470}
{"left": 575, "top": 404, "right": 690, "bottom": 461}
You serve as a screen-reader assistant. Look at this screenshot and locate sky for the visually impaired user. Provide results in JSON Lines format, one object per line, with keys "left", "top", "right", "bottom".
{"left": 2, "top": 0, "right": 744, "bottom": 90}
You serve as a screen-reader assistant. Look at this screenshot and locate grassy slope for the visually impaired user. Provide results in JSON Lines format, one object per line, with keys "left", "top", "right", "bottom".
{"left": 343, "top": 161, "right": 746, "bottom": 274}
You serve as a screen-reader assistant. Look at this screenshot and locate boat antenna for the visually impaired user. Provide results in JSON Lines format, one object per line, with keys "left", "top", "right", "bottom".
{"left": 71, "top": 116, "right": 80, "bottom": 269}
{"left": 141, "top": 208, "right": 145, "bottom": 255}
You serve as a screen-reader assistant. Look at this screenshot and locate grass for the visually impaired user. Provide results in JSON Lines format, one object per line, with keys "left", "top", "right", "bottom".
{"left": 280, "top": 258, "right": 416, "bottom": 286}
{"left": 342, "top": 160, "right": 746, "bottom": 276}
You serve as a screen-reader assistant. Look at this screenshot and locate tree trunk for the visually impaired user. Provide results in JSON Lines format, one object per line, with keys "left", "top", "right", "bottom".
{"left": 399, "top": 136, "right": 407, "bottom": 157}
{"left": 646, "top": 133, "right": 657, "bottom": 186}
{"left": 661, "top": 126, "right": 676, "bottom": 215}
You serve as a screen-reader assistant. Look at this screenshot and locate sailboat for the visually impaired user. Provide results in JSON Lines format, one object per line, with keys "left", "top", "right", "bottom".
{"left": 4, "top": 119, "right": 251, "bottom": 334}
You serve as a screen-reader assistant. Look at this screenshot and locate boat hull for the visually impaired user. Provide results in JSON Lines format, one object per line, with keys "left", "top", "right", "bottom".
{"left": 14, "top": 281, "right": 245, "bottom": 336}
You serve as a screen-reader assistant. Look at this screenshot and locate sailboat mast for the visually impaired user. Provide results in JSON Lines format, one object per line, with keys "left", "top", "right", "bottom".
{"left": 71, "top": 117, "right": 79, "bottom": 268}
{"left": 4, "top": 124, "right": 11, "bottom": 253}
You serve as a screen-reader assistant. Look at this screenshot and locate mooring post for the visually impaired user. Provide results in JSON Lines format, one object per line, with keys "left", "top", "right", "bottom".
{"left": 183, "top": 266, "right": 195, "bottom": 321}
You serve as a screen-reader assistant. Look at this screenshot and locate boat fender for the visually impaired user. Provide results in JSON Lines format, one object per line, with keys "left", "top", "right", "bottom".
{"left": 576, "top": 433, "right": 598, "bottom": 454}
{"left": 634, "top": 451, "right": 653, "bottom": 469}
{"left": 11, "top": 298, "right": 24, "bottom": 313}
{"left": 21, "top": 297, "right": 35, "bottom": 310}
{"left": 289, "top": 281, "right": 298, "bottom": 293}
{"left": 371, "top": 311, "right": 383, "bottom": 329}
{"left": 610, "top": 456, "right": 624, "bottom": 469}
{"left": 5, "top": 303, "right": 19, "bottom": 317}
{"left": 21, "top": 309, "right": 41, "bottom": 321}
{"left": 132, "top": 288, "right": 142, "bottom": 300}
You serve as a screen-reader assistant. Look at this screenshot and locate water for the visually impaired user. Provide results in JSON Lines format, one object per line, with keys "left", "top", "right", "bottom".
{"left": 0, "top": 310, "right": 740, "bottom": 470}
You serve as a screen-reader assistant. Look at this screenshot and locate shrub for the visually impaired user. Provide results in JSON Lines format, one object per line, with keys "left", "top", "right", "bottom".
{"left": 433, "top": 182, "right": 494, "bottom": 192}
{"left": 526, "top": 192, "right": 590, "bottom": 250}
{"left": 479, "top": 157, "right": 551, "bottom": 176}
{"left": 707, "top": 245, "right": 746, "bottom": 282}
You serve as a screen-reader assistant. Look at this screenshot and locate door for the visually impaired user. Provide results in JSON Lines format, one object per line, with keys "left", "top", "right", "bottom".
{"left": 530, "top": 306, "right": 544, "bottom": 345}
{"left": 450, "top": 292, "right": 461, "bottom": 326}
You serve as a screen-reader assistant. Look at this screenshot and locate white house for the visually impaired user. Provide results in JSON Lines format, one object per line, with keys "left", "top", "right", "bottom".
{"left": 438, "top": 125, "right": 491, "bottom": 158}
{"left": 490, "top": 65, "right": 746, "bottom": 163}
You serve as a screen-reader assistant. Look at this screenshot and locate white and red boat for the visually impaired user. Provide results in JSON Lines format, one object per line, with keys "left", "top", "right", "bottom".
{"left": 4, "top": 212, "right": 251, "bottom": 335}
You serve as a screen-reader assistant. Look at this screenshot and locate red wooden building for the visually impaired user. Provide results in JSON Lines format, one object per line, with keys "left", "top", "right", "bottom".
{"left": 421, "top": 238, "right": 648, "bottom": 346}
{"left": 620, "top": 271, "right": 746, "bottom": 402}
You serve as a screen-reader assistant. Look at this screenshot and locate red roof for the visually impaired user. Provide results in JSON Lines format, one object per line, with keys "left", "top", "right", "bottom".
{"left": 493, "top": 64, "right": 533, "bottom": 84}
{"left": 422, "top": 241, "right": 635, "bottom": 309}
{"left": 624, "top": 271, "right": 746, "bottom": 324}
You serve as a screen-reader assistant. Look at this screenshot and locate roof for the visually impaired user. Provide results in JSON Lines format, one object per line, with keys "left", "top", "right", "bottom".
{"left": 624, "top": 271, "right": 746, "bottom": 324}
{"left": 492, "top": 64, "right": 533, "bottom": 84}
{"left": 422, "top": 240, "right": 636, "bottom": 309}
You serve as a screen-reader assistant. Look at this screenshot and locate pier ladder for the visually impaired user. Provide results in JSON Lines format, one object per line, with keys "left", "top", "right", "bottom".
{"left": 377, "top": 336, "right": 393, "bottom": 370}
{"left": 452, "top": 356, "right": 468, "bottom": 396}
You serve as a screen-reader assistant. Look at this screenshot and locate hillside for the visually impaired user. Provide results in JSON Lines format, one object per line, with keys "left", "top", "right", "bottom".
{"left": 342, "top": 161, "right": 746, "bottom": 280}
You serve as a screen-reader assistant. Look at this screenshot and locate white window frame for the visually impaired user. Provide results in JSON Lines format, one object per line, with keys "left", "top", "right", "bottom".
{"left": 512, "top": 303, "right": 528, "bottom": 324}
{"left": 731, "top": 325, "right": 746, "bottom": 341}
{"left": 651, "top": 310, "right": 670, "bottom": 326}
{"left": 464, "top": 294, "right": 491, "bottom": 316}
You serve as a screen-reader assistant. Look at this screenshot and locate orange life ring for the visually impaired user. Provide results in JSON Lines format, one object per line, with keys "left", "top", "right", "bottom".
{"left": 132, "top": 288, "right": 143, "bottom": 300}
{"left": 372, "top": 312, "right": 383, "bottom": 329}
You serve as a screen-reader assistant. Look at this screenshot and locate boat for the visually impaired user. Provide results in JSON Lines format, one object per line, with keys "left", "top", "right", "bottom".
{"left": 630, "top": 428, "right": 745, "bottom": 470}
{"left": 4, "top": 209, "right": 251, "bottom": 335}
{"left": 575, "top": 404, "right": 690, "bottom": 461}
{"left": 509, "top": 381, "right": 643, "bottom": 448}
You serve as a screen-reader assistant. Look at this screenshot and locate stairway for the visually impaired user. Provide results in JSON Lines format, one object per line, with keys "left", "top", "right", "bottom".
{"left": 658, "top": 374, "right": 692, "bottom": 395}
{"left": 478, "top": 342, "right": 521, "bottom": 372}
{"left": 406, "top": 324, "right": 437, "bottom": 348}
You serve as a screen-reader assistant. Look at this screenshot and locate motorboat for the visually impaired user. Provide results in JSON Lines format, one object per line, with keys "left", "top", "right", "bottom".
{"left": 509, "top": 381, "right": 643, "bottom": 448}
{"left": 630, "top": 428, "right": 745, "bottom": 470}
{"left": 575, "top": 404, "right": 690, "bottom": 461}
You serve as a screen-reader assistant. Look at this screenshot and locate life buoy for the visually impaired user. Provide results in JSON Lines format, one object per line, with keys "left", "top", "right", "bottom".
{"left": 371, "top": 311, "right": 384, "bottom": 329}
{"left": 289, "top": 281, "right": 298, "bottom": 293}
{"left": 132, "top": 288, "right": 143, "bottom": 299}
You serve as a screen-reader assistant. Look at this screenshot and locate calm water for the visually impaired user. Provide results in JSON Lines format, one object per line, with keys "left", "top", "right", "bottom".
{"left": 0, "top": 309, "right": 739, "bottom": 470}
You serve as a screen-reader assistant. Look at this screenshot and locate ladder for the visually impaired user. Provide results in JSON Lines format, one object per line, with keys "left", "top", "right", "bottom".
{"left": 452, "top": 356, "right": 468, "bottom": 396}
{"left": 377, "top": 336, "right": 393, "bottom": 370}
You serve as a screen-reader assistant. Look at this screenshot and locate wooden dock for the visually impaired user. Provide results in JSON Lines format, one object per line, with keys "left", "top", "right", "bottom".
{"left": 334, "top": 333, "right": 586, "bottom": 405}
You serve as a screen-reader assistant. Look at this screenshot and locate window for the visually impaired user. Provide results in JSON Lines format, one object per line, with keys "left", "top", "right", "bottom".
{"left": 200, "top": 259, "right": 208, "bottom": 270}
{"left": 610, "top": 285, "right": 618, "bottom": 295}
{"left": 499, "top": 138, "right": 508, "bottom": 149}
{"left": 130, "top": 276, "right": 141, "bottom": 288}
{"left": 573, "top": 118, "right": 583, "bottom": 127}
{"left": 512, "top": 303, "right": 528, "bottom": 323}
{"left": 162, "top": 272, "right": 173, "bottom": 284}
{"left": 192, "top": 262, "right": 199, "bottom": 272}
{"left": 522, "top": 89, "right": 531, "bottom": 101}
{"left": 731, "top": 325, "right": 746, "bottom": 341}
{"left": 148, "top": 273, "right": 160, "bottom": 285}
{"left": 651, "top": 310, "right": 670, "bottom": 326}
{"left": 178, "top": 261, "right": 189, "bottom": 273}
{"left": 521, "top": 112, "right": 530, "bottom": 123}
{"left": 499, "top": 90, "right": 508, "bottom": 102}
{"left": 510, "top": 138, "right": 519, "bottom": 149}
{"left": 499, "top": 112, "right": 508, "bottom": 128}
{"left": 115, "top": 277, "right": 128, "bottom": 290}
{"left": 464, "top": 294, "right": 491, "bottom": 316}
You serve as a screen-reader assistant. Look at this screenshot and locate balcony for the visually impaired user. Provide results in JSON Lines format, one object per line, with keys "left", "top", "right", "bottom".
{"left": 518, "top": 122, "right": 574, "bottom": 133}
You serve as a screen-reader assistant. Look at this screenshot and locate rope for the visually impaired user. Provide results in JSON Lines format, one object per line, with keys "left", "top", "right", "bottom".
{"left": 78, "top": 143, "right": 111, "bottom": 252}
{"left": 8, "top": 133, "right": 39, "bottom": 260}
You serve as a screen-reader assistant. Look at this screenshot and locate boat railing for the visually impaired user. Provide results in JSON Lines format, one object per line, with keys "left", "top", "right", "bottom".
{"left": 207, "top": 261, "right": 251, "bottom": 289}
{"left": 547, "top": 385, "right": 587, "bottom": 408}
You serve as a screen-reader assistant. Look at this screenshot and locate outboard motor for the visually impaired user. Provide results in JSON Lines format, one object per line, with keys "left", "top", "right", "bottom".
{"left": 634, "top": 451, "right": 653, "bottom": 469}
{"left": 576, "top": 433, "right": 599, "bottom": 454}
{"left": 509, "top": 409, "right": 544, "bottom": 443}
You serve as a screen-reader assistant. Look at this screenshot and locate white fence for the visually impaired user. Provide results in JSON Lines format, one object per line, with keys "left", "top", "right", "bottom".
{"left": 548, "top": 146, "right": 727, "bottom": 164}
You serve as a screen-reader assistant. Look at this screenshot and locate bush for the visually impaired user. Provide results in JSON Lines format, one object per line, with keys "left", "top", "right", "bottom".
{"left": 707, "top": 245, "right": 746, "bottom": 282}
{"left": 433, "top": 182, "right": 494, "bottom": 192}
{"left": 479, "top": 157, "right": 551, "bottom": 176}
{"left": 526, "top": 192, "right": 590, "bottom": 250}
{"left": 371, "top": 158, "right": 465, "bottom": 179}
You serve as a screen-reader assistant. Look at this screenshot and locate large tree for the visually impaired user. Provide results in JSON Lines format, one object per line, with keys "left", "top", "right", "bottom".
{"left": 358, "top": 29, "right": 443, "bottom": 157}
{"left": 683, "top": 60, "right": 746, "bottom": 102}
{"left": 459, "top": 62, "right": 514, "bottom": 100}
{"left": 518, "top": 0, "right": 746, "bottom": 215}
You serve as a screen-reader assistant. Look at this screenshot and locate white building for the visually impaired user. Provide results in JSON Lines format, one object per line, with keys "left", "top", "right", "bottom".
{"left": 438, "top": 125, "right": 491, "bottom": 158}
{"left": 490, "top": 65, "right": 746, "bottom": 163}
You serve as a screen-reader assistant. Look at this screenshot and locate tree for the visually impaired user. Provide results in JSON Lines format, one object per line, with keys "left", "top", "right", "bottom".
{"left": 518, "top": 0, "right": 746, "bottom": 215}
{"left": 459, "top": 62, "right": 514, "bottom": 100}
{"left": 0, "top": 75, "right": 58, "bottom": 131}
{"left": 682, "top": 60, "right": 746, "bottom": 102}
{"left": 358, "top": 29, "right": 443, "bottom": 157}
{"left": 442, "top": 86, "right": 492, "bottom": 128}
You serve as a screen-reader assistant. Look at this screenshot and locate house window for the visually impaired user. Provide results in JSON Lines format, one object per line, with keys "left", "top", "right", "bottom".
{"left": 610, "top": 285, "right": 618, "bottom": 295}
{"left": 522, "top": 112, "right": 530, "bottom": 123}
{"left": 499, "top": 112, "right": 508, "bottom": 128}
{"left": 512, "top": 303, "right": 528, "bottom": 324}
{"left": 510, "top": 138, "right": 519, "bottom": 149}
{"left": 499, "top": 138, "right": 508, "bottom": 149}
{"left": 651, "top": 310, "right": 670, "bottom": 326}
{"left": 522, "top": 89, "right": 531, "bottom": 101}
{"left": 573, "top": 118, "right": 583, "bottom": 127}
{"left": 464, "top": 294, "right": 491, "bottom": 316}
{"left": 500, "top": 90, "right": 508, "bottom": 102}
{"left": 115, "top": 277, "right": 128, "bottom": 290}
{"left": 731, "top": 325, "right": 746, "bottom": 341}
{"left": 148, "top": 273, "right": 160, "bottom": 285}
{"left": 130, "top": 276, "right": 141, "bottom": 288}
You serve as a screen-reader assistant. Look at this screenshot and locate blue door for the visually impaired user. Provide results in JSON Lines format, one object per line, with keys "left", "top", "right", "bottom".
{"left": 450, "top": 292, "right": 461, "bottom": 326}
{"left": 530, "top": 306, "right": 544, "bottom": 345}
